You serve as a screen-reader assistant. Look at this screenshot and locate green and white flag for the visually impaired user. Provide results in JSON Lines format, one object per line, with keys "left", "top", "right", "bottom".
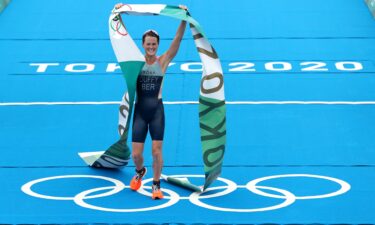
{"left": 79, "top": 4, "right": 226, "bottom": 190}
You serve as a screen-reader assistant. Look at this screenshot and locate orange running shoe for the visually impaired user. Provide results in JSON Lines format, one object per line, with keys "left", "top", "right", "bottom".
{"left": 152, "top": 183, "right": 164, "bottom": 200}
{"left": 130, "top": 167, "right": 147, "bottom": 191}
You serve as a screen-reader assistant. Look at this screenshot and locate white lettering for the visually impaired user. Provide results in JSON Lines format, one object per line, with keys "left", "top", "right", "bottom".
{"left": 335, "top": 62, "right": 363, "bottom": 71}
{"left": 265, "top": 62, "right": 292, "bottom": 71}
{"left": 181, "top": 62, "right": 203, "bottom": 72}
{"left": 106, "top": 63, "right": 121, "bottom": 72}
{"left": 26, "top": 61, "right": 365, "bottom": 74}
{"left": 229, "top": 62, "right": 256, "bottom": 72}
{"left": 301, "top": 62, "right": 328, "bottom": 71}
{"left": 65, "top": 63, "right": 95, "bottom": 73}
{"left": 30, "top": 63, "right": 59, "bottom": 72}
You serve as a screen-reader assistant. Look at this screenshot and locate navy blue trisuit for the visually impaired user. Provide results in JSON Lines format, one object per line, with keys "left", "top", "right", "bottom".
{"left": 132, "top": 58, "right": 165, "bottom": 143}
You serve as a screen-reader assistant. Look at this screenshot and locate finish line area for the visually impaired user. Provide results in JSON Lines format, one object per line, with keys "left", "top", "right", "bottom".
{"left": 1, "top": 0, "right": 375, "bottom": 224}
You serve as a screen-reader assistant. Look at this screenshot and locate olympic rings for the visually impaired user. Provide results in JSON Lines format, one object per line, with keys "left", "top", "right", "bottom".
{"left": 110, "top": 20, "right": 128, "bottom": 36}
{"left": 21, "top": 175, "right": 124, "bottom": 200}
{"left": 117, "top": 4, "right": 132, "bottom": 12}
{"left": 74, "top": 186, "right": 179, "bottom": 212}
{"left": 21, "top": 173, "right": 351, "bottom": 213}
{"left": 139, "top": 175, "right": 237, "bottom": 200}
{"left": 246, "top": 174, "right": 351, "bottom": 200}
{"left": 110, "top": 4, "right": 132, "bottom": 36}
{"left": 190, "top": 185, "right": 296, "bottom": 212}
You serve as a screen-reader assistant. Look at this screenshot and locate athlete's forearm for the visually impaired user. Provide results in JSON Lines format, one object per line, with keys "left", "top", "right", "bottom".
{"left": 166, "top": 21, "right": 186, "bottom": 59}
{"left": 168, "top": 5, "right": 188, "bottom": 57}
{"left": 175, "top": 20, "right": 187, "bottom": 42}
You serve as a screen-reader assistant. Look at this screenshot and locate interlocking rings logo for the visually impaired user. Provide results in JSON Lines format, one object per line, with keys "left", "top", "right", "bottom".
{"left": 21, "top": 173, "right": 351, "bottom": 213}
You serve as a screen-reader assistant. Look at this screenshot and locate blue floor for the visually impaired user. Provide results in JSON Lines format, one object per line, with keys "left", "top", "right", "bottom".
{"left": 1, "top": 0, "right": 375, "bottom": 224}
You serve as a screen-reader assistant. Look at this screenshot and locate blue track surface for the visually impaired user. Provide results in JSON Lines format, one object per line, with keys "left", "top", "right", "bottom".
{"left": 1, "top": 0, "right": 375, "bottom": 224}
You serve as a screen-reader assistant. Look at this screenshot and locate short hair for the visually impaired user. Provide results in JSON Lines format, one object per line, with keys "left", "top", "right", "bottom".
{"left": 142, "top": 29, "right": 160, "bottom": 44}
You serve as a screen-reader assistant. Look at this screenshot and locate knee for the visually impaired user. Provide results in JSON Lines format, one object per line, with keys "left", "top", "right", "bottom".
{"left": 132, "top": 151, "right": 142, "bottom": 161}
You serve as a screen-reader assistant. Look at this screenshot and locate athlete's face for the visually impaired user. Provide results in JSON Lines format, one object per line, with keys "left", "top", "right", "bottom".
{"left": 142, "top": 36, "right": 159, "bottom": 57}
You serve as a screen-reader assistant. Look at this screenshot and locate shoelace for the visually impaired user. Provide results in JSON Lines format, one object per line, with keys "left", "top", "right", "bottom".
{"left": 152, "top": 184, "right": 160, "bottom": 192}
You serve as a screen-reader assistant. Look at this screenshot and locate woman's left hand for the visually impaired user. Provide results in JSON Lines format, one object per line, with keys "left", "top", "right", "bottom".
{"left": 115, "top": 3, "right": 124, "bottom": 10}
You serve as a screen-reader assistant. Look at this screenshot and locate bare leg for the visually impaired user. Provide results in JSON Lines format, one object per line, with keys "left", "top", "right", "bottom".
{"left": 132, "top": 142, "right": 145, "bottom": 171}
{"left": 152, "top": 140, "right": 163, "bottom": 181}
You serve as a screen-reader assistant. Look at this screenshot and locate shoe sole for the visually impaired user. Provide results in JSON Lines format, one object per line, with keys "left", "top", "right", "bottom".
{"left": 152, "top": 196, "right": 163, "bottom": 200}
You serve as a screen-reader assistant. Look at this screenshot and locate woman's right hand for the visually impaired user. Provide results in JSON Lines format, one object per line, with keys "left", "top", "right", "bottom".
{"left": 115, "top": 3, "right": 124, "bottom": 9}
{"left": 179, "top": 5, "right": 188, "bottom": 11}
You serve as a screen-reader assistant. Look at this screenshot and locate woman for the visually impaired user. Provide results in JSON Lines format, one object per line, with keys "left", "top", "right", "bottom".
{"left": 115, "top": 3, "right": 187, "bottom": 200}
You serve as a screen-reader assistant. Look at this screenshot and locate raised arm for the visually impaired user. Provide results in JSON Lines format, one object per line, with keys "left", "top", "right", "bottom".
{"left": 159, "top": 5, "right": 188, "bottom": 73}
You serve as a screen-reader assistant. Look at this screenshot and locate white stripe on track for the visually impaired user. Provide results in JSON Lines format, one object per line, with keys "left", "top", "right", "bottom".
{"left": 1, "top": 101, "right": 375, "bottom": 106}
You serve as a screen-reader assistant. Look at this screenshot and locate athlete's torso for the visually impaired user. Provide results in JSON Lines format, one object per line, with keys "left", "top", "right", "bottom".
{"left": 136, "top": 58, "right": 165, "bottom": 101}
{"left": 132, "top": 58, "right": 166, "bottom": 142}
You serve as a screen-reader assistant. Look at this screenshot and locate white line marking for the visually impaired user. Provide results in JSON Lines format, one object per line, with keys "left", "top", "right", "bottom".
{"left": 1, "top": 101, "right": 375, "bottom": 106}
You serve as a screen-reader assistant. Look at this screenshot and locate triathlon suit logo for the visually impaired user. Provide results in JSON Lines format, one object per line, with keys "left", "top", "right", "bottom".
{"left": 137, "top": 59, "right": 164, "bottom": 100}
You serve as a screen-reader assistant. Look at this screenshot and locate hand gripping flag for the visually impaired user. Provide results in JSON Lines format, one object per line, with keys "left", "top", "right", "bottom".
{"left": 79, "top": 4, "right": 226, "bottom": 191}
